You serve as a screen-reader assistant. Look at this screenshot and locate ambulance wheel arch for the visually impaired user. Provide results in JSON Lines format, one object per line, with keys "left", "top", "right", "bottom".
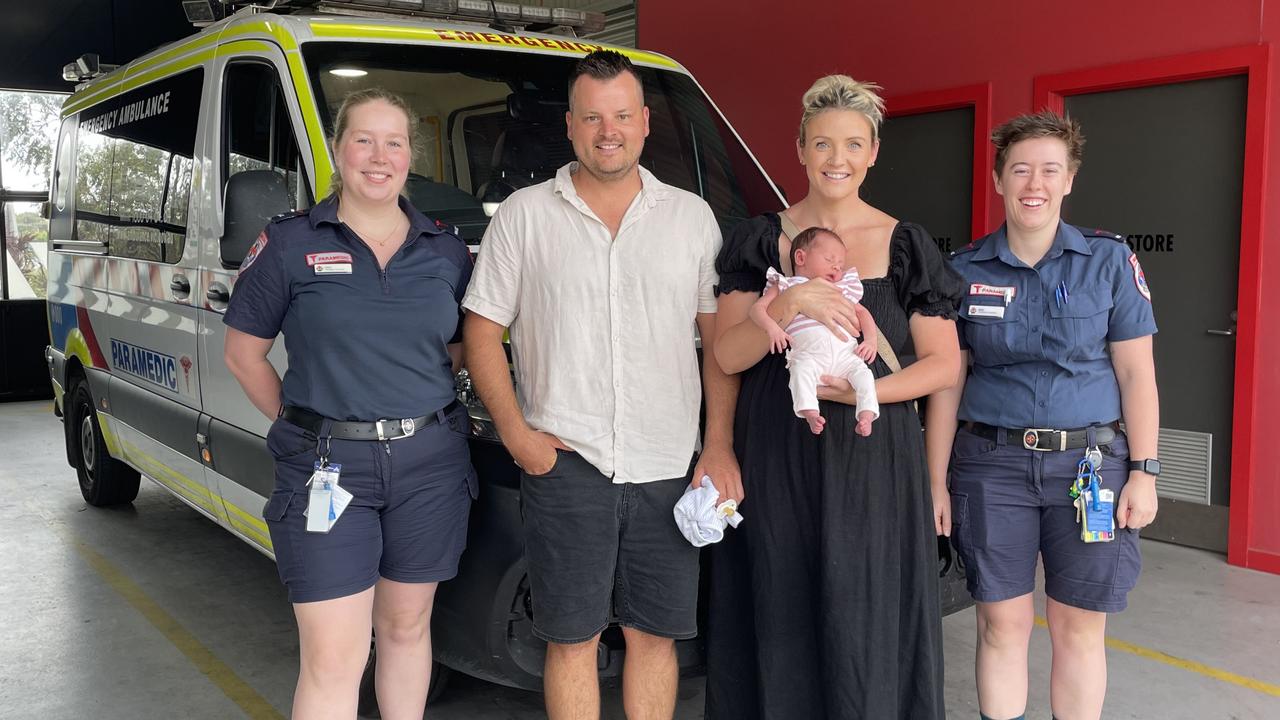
{"left": 66, "top": 373, "right": 140, "bottom": 506}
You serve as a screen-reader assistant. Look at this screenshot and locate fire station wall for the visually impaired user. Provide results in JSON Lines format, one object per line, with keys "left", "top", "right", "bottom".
{"left": 640, "top": 0, "right": 1280, "bottom": 573}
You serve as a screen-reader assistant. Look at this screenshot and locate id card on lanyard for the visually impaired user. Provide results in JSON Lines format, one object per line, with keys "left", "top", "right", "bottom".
{"left": 305, "top": 461, "right": 353, "bottom": 533}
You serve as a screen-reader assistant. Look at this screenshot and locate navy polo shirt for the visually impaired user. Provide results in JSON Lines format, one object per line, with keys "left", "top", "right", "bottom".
{"left": 950, "top": 222, "right": 1157, "bottom": 429}
{"left": 224, "top": 195, "right": 472, "bottom": 421}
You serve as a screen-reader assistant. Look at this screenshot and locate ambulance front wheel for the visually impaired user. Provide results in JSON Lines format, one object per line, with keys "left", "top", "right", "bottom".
{"left": 69, "top": 379, "right": 140, "bottom": 506}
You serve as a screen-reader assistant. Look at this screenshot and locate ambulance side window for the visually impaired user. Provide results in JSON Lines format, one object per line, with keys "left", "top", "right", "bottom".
{"left": 222, "top": 62, "right": 309, "bottom": 215}
{"left": 74, "top": 69, "right": 203, "bottom": 263}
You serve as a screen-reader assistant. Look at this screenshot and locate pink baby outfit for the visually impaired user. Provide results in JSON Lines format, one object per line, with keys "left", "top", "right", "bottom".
{"left": 766, "top": 267, "right": 880, "bottom": 422}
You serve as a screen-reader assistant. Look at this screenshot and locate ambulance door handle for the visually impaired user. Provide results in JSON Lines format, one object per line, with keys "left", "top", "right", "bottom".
{"left": 169, "top": 274, "right": 191, "bottom": 299}
{"left": 206, "top": 283, "right": 230, "bottom": 309}
{"left": 1206, "top": 328, "right": 1234, "bottom": 337}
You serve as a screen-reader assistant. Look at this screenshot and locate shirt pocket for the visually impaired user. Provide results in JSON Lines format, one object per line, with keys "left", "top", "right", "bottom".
{"left": 960, "top": 297, "right": 1019, "bottom": 365}
{"left": 1047, "top": 283, "right": 1113, "bottom": 360}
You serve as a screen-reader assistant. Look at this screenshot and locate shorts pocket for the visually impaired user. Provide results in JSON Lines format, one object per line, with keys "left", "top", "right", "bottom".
{"left": 950, "top": 492, "right": 970, "bottom": 554}
{"left": 952, "top": 427, "right": 998, "bottom": 460}
{"left": 266, "top": 419, "right": 317, "bottom": 461}
{"left": 464, "top": 467, "right": 479, "bottom": 500}
{"left": 522, "top": 449, "right": 565, "bottom": 478}
{"left": 263, "top": 489, "right": 297, "bottom": 522}
{"left": 446, "top": 407, "right": 472, "bottom": 440}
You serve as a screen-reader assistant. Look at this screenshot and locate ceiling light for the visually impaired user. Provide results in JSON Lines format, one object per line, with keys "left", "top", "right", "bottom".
{"left": 329, "top": 68, "right": 368, "bottom": 78}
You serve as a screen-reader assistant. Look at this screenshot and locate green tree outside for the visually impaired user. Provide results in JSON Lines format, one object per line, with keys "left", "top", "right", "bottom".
{"left": 2, "top": 90, "right": 65, "bottom": 298}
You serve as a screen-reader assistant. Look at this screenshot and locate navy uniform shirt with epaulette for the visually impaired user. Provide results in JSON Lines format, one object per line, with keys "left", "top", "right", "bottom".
{"left": 950, "top": 221, "right": 1157, "bottom": 429}
{"left": 223, "top": 195, "right": 472, "bottom": 422}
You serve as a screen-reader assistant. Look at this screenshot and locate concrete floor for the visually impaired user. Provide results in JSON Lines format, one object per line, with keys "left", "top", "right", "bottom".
{"left": 2, "top": 399, "right": 1278, "bottom": 719}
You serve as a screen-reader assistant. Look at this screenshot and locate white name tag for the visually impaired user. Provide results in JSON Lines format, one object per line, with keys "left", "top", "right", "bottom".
{"left": 314, "top": 263, "right": 353, "bottom": 274}
{"left": 968, "top": 304, "right": 1006, "bottom": 319}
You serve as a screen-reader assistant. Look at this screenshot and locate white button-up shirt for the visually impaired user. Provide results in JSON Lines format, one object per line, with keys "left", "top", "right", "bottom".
{"left": 462, "top": 163, "right": 721, "bottom": 483}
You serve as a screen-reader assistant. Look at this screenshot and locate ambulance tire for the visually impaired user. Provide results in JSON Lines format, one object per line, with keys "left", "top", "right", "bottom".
{"left": 69, "top": 379, "right": 141, "bottom": 506}
{"left": 357, "top": 643, "right": 450, "bottom": 717}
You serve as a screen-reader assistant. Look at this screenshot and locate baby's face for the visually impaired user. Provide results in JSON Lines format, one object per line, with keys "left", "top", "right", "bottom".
{"left": 796, "top": 234, "right": 847, "bottom": 282}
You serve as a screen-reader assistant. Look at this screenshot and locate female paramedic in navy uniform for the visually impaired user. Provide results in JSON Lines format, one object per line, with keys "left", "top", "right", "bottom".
{"left": 223, "top": 88, "right": 475, "bottom": 719}
{"left": 929, "top": 111, "right": 1159, "bottom": 720}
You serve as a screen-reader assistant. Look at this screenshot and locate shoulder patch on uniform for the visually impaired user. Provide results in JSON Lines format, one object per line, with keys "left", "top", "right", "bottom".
{"left": 269, "top": 209, "right": 307, "bottom": 224}
{"left": 1077, "top": 226, "right": 1124, "bottom": 242}
{"left": 1128, "top": 253, "right": 1152, "bottom": 301}
{"left": 240, "top": 231, "right": 268, "bottom": 271}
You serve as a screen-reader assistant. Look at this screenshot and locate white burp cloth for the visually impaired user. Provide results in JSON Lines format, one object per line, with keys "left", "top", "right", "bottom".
{"left": 673, "top": 476, "right": 744, "bottom": 547}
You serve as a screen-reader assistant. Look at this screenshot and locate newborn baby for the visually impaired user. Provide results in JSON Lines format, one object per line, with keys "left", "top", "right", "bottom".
{"left": 750, "top": 226, "right": 879, "bottom": 435}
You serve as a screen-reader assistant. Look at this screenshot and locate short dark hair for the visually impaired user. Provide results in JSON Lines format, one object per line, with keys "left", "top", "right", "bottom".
{"left": 992, "top": 110, "right": 1085, "bottom": 174}
{"left": 790, "top": 226, "right": 840, "bottom": 269}
{"left": 567, "top": 50, "right": 644, "bottom": 108}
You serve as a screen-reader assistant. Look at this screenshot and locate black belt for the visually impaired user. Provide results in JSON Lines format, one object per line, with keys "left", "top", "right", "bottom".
{"left": 965, "top": 421, "right": 1119, "bottom": 452}
{"left": 281, "top": 401, "right": 462, "bottom": 441}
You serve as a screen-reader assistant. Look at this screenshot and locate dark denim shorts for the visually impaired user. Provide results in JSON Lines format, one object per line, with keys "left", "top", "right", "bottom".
{"left": 948, "top": 426, "right": 1142, "bottom": 612}
{"left": 520, "top": 451, "right": 700, "bottom": 644}
{"left": 262, "top": 407, "right": 476, "bottom": 604}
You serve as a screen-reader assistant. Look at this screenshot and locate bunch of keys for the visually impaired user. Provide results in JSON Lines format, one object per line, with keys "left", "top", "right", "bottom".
{"left": 1071, "top": 446, "right": 1115, "bottom": 543}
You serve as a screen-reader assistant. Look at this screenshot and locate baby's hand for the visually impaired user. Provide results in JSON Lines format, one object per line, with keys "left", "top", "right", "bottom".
{"left": 854, "top": 340, "right": 877, "bottom": 363}
{"left": 766, "top": 325, "right": 793, "bottom": 354}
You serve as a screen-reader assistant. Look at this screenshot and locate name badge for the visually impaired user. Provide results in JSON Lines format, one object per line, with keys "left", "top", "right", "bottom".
{"left": 307, "top": 252, "right": 353, "bottom": 266}
{"left": 967, "top": 304, "right": 1005, "bottom": 319}
{"left": 314, "top": 263, "right": 353, "bottom": 274}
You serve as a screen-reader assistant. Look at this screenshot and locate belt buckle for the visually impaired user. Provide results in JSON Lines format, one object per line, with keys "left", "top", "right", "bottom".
{"left": 1022, "top": 428, "right": 1057, "bottom": 452}
{"left": 376, "top": 418, "right": 415, "bottom": 441}
{"left": 398, "top": 418, "right": 416, "bottom": 439}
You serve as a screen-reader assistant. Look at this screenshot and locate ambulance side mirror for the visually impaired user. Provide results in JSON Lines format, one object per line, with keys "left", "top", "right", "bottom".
{"left": 222, "top": 170, "right": 291, "bottom": 269}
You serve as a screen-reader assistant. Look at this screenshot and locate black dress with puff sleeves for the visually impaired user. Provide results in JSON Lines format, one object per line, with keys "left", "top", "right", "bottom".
{"left": 705, "top": 213, "right": 963, "bottom": 720}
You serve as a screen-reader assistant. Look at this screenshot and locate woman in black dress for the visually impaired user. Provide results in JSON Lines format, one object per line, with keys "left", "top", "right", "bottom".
{"left": 706, "top": 75, "right": 964, "bottom": 719}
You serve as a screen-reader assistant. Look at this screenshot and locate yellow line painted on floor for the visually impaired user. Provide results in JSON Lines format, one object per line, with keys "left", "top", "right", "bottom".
{"left": 1033, "top": 616, "right": 1280, "bottom": 698}
{"left": 73, "top": 539, "right": 285, "bottom": 719}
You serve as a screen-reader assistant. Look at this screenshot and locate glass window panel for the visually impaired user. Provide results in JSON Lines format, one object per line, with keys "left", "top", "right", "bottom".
{"left": 4, "top": 201, "right": 49, "bottom": 298}
{"left": 0, "top": 90, "right": 66, "bottom": 192}
{"left": 73, "top": 68, "right": 202, "bottom": 263}
{"left": 302, "top": 43, "right": 782, "bottom": 244}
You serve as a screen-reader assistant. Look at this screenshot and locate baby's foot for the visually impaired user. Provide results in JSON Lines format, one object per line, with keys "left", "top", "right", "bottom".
{"left": 855, "top": 411, "right": 874, "bottom": 437}
{"left": 801, "top": 409, "right": 826, "bottom": 434}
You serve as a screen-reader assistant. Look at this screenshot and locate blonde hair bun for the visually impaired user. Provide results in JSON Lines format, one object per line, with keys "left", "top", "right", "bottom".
{"left": 799, "top": 75, "right": 886, "bottom": 144}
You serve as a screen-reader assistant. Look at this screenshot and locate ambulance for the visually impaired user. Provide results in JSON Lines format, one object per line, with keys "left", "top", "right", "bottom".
{"left": 43, "top": 0, "right": 969, "bottom": 706}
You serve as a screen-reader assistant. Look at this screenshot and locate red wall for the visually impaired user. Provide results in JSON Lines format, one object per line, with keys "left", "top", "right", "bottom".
{"left": 640, "top": 0, "right": 1280, "bottom": 572}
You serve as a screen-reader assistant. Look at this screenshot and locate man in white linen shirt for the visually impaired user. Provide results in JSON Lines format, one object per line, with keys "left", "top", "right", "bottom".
{"left": 462, "top": 50, "right": 740, "bottom": 720}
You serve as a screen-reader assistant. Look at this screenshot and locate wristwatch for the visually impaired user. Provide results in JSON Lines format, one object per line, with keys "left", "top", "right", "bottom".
{"left": 1128, "top": 458, "right": 1161, "bottom": 476}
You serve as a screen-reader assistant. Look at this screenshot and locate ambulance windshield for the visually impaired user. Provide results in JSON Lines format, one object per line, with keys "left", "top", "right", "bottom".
{"left": 302, "top": 42, "right": 782, "bottom": 243}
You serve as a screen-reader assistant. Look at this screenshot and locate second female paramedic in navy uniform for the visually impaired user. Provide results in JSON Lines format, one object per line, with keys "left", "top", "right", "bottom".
{"left": 928, "top": 111, "right": 1159, "bottom": 720}
{"left": 223, "top": 88, "right": 475, "bottom": 718}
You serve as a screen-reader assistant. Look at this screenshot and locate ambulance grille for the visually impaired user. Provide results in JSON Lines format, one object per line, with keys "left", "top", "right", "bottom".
{"left": 1154, "top": 428, "right": 1212, "bottom": 505}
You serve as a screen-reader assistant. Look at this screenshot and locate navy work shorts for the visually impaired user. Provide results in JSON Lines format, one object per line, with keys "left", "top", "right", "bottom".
{"left": 262, "top": 406, "right": 476, "bottom": 604}
{"left": 520, "top": 451, "right": 700, "bottom": 644}
{"left": 948, "top": 426, "right": 1142, "bottom": 612}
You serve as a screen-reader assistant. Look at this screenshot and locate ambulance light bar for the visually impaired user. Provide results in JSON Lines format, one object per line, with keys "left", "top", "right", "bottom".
{"left": 215, "top": 1, "right": 606, "bottom": 34}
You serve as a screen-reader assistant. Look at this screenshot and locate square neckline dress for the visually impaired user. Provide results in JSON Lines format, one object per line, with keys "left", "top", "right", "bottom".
{"left": 704, "top": 212, "right": 963, "bottom": 720}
